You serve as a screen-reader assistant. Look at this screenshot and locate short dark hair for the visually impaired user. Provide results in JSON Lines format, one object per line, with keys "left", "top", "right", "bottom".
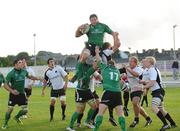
{"left": 47, "top": 58, "right": 54, "bottom": 64}
{"left": 13, "top": 59, "right": 21, "bottom": 66}
{"left": 89, "top": 14, "right": 98, "bottom": 20}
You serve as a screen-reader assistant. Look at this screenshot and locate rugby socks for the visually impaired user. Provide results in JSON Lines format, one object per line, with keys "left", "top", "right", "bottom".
{"left": 86, "top": 108, "right": 95, "bottom": 123}
{"left": 50, "top": 105, "right": 54, "bottom": 120}
{"left": 69, "top": 112, "right": 79, "bottom": 128}
{"left": 165, "top": 113, "right": 176, "bottom": 126}
{"left": 134, "top": 117, "right": 139, "bottom": 123}
{"left": 94, "top": 115, "right": 103, "bottom": 131}
{"left": 123, "top": 91, "right": 129, "bottom": 108}
{"left": 77, "top": 113, "right": 84, "bottom": 124}
{"left": 157, "top": 111, "right": 168, "bottom": 125}
{"left": 91, "top": 108, "right": 99, "bottom": 122}
{"left": 141, "top": 95, "right": 148, "bottom": 107}
{"left": 118, "top": 117, "right": 126, "bottom": 131}
{"left": 61, "top": 104, "right": 66, "bottom": 116}
{"left": 144, "top": 95, "right": 148, "bottom": 106}
{"left": 4, "top": 112, "right": 11, "bottom": 125}
{"left": 15, "top": 110, "right": 27, "bottom": 119}
{"left": 141, "top": 96, "right": 145, "bottom": 106}
{"left": 146, "top": 116, "right": 151, "bottom": 121}
{"left": 108, "top": 107, "right": 114, "bottom": 118}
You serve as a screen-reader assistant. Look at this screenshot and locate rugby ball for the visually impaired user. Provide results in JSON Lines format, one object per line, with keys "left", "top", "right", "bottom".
{"left": 80, "top": 23, "right": 90, "bottom": 34}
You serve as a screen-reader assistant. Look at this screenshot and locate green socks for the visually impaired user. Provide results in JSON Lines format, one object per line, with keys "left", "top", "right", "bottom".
{"left": 94, "top": 115, "right": 103, "bottom": 131}
{"left": 118, "top": 117, "right": 126, "bottom": 131}
{"left": 4, "top": 112, "right": 11, "bottom": 125}
{"left": 15, "top": 110, "right": 27, "bottom": 119}
{"left": 85, "top": 108, "right": 95, "bottom": 123}
{"left": 69, "top": 112, "right": 79, "bottom": 128}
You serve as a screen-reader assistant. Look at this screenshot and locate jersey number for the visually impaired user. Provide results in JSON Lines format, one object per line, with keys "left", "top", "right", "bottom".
{"left": 109, "top": 72, "right": 119, "bottom": 81}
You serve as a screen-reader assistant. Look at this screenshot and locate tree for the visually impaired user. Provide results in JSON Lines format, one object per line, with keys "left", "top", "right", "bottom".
{"left": 16, "top": 52, "right": 30, "bottom": 60}
{"left": 6, "top": 55, "right": 16, "bottom": 66}
{"left": 0, "top": 57, "right": 8, "bottom": 67}
{"left": 64, "top": 56, "right": 77, "bottom": 67}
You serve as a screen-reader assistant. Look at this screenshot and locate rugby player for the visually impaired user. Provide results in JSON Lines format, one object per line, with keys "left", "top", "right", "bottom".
{"left": 75, "top": 14, "right": 117, "bottom": 56}
{"left": 42, "top": 58, "right": 68, "bottom": 121}
{"left": 121, "top": 72, "right": 130, "bottom": 117}
{"left": 0, "top": 71, "right": 5, "bottom": 119}
{"left": 142, "top": 56, "right": 177, "bottom": 131}
{"left": 124, "top": 56, "right": 152, "bottom": 128}
{"left": 102, "top": 32, "right": 120, "bottom": 64}
{"left": 140, "top": 59, "right": 149, "bottom": 107}
{"left": 0, "top": 72, "right": 5, "bottom": 87}
{"left": 76, "top": 71, "right": 101, "bottom": 127}
{"left": 70, "top": 55, "right": 101, "bottom": 127}
{"left": 66, "top": 49, "right": 97, "bottom": 131}
{"left": 1, "top": 59, "right": 41, "bottom": 129}
{"left": 93, "top": 47, "right": 126, "bottom": 131}
{"left": 101, "top": 33, "right": 124, "bottom": 125}
{"left": 21, "top": 58, "right": 35, "bottom": 118}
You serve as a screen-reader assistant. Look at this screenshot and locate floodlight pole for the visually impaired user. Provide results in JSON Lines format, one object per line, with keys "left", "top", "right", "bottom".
{"left": 173, "top": 25, "right": 177, "bottom": 59}
{"left": 33, "top": 33, "right": 37, "bottom": 66}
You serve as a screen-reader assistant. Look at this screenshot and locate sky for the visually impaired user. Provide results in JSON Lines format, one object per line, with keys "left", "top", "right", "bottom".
{"left": 0, "top": 0, "right": 179, "bottom": 57}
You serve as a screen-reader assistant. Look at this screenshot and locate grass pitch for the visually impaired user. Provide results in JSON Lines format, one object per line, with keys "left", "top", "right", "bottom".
{"left": 0, "top": 87, "right": 180, "bottom": 131}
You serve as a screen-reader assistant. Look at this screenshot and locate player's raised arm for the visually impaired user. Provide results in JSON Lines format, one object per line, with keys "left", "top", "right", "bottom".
{"left": 112, "top": 31, "right": 118, "bottom": 44}
{"left": 112, "top": 32, "right": 121, "bottom": 52}
{"left": 95, "top": 46, "right": 101, "bottom": 62}
{"left": 27, "top": 75, "right": 42, "bottom": 81}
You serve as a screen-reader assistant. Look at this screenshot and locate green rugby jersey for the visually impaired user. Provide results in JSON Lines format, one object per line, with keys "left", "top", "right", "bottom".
{"left": 5, "top": 68, "right": 28, "bottom": 94}
{"left": 0, "top": 73, "right": 5, "bottom": 86}
{"left": 75, "top": 62, "right": 95, "bottom": 90}
{"left": 87, "top": 22, "right": 113, "bottom": 47}
{"left": 97, "top": 61, "right": 122, "bottom": 92}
